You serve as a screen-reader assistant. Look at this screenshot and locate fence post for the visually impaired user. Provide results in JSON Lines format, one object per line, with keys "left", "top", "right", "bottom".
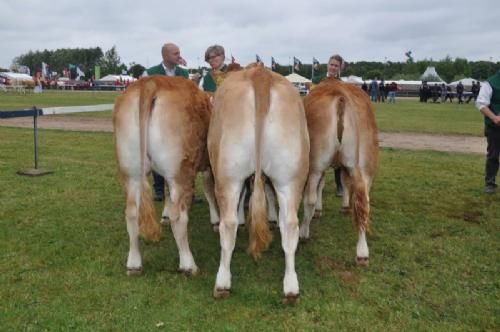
{"left": 17, "top": 106, "right": 53, "bottom": 176}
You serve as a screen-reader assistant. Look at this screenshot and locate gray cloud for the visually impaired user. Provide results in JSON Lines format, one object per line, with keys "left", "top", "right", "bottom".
{"left": 1, "top": 0, "right": 498, "bottom": 71}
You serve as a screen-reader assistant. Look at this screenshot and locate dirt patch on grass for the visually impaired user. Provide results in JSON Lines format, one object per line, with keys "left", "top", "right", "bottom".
{"left": 0, "top": 116, "right": 486, "bottom": 154}
{"left": 316, "top": 256, "right": 360, "bottom": 285}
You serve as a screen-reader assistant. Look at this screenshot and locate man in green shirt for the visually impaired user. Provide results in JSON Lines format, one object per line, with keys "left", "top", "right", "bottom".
{"left": 144, "top": 42, "right": 189, "bottom": 201}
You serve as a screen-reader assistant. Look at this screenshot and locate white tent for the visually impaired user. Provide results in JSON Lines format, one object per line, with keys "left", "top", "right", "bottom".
{"left": 341, "top": 75, "right": 364, "bottom": 84}
{"left": 449, "top": 77, "right": 481, "bottom": 88}
{"left": 0, "top": 72, "right": 33, "bottom": 81}
{"left": 96, "top": 74, "right": 136, "bottom": 82}
{"left": 285, "top": 73, "right": 311, "bottom": 83}
{"left": 420, "top": 66, "right": 445, "bottom": 82}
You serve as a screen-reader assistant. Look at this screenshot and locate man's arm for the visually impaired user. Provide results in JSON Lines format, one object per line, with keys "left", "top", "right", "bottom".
{"left": 476, "top": 82, "right": 500, "bottom": 125}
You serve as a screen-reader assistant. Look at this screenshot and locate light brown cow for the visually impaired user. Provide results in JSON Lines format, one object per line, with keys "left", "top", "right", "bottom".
{"left": 208, "top": 65, "right": 309, "bottom": 303}
{"left": 299, "top": 78, "right": 379, "bottom": 266}
{"left": 113, "top": 76, "right": 217, "bottom": 275}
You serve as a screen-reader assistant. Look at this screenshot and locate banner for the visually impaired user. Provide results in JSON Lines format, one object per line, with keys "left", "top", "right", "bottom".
{"left": 95, "top": 65, "right": 101, "bottom": 80}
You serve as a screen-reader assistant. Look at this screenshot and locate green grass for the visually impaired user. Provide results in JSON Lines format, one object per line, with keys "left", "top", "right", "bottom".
{"left": 1, "top": 127, "right": 498, "bottom": 331}
{"left": 1, "top": 91, "right": 485, "bottom": 136}
{"left": 373, "top": 98, "right": 484, "bottom": 136}
{"left": 0, "top": 90, "right": 119, "bottom": 110}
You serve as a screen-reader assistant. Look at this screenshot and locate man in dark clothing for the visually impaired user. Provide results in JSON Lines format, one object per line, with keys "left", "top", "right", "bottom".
{"left": 456, "top": 81, "right": 464, "bottom": 104}
{"left": 466, "top": 81, "right": 480, "bottom": 103}
{"left": 476, "top": 71, "right": 500, "bottom": 194}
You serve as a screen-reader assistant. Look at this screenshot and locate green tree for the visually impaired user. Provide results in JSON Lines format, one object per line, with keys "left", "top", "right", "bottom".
{"left": 99, "top": 46, "right": 124, "bottom": 76}
{"left": 128, "top": 63, "right": 146, "bottom": 78}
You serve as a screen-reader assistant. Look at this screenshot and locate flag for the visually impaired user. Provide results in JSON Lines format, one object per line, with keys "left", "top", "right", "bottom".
{"left": 231, "top": 55, "right": 236, "bottom": 64}
{"left": 42, "top": 62, "right": 49, "bottom": 78}
{"left": 69, "top": 64, "right": 77, "bottom": 79}
{"left": 95, "top": 65, "right": 101, "bottom": 80}
{"left": 312, "top": 57, "right": 320, "bottom": 70}
{"left": 256, "top": 54, "right": 263, "bottom": 64}
{"left": 271, "top": 57, "right": 278, "bottom": 71}
{"left": 405, "top": 50, "right": 413, "bottom": 62}
{"left": 76, "top": 66, "right": 85, "bottom": 80}
{"left": 293, "top": 57, "right": 302, "bottom": 71}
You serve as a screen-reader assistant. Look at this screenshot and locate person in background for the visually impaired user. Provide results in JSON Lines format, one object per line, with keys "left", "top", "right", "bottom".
{"left": 456, "top": 81, "right": 464, "bottom": 104}
{"left": 369, "top": 78, "right": 379, "bottom": 102}
{"left": 200, "top": 44, "right": 228, "bottom": 94}
{"left": 467, "top": 81, "right": 480, "bottom": 104}
{"left": 361, "top": 81, "right": 368, "bottom": 94}
{"left": 476, "top": 70, "right": 500, "bottom": 194}
{"left": 440, "top": 83, "right": 447, "bottom": 103}
{"left": 378, "top": 80, "right": 385, "bottom": 102}
{"left": 388, "top": 81, "right": 398, "bottom": 103}
{"left": 143, "top": 42, "right": 189, "bottom": 201}
{"left": 312, "top": 54, "right": 346, "bottom": 197}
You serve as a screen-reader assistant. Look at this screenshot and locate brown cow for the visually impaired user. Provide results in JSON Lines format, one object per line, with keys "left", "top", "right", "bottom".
{"left": 208, "top": 65, "right": 309, "bottom": 303}
{"left": 299, "top": 79, "right": 379, "bottom": 266}
{"left": 113, "top": 76, "right": 217, "bottom": 275}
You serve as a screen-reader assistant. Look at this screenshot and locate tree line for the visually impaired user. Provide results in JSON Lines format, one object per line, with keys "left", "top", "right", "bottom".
{"left": 277, "top": 56, "right": 500, "bottom": 83}
{"left": 4, "top": 47, "right": 500, "bottom": 83}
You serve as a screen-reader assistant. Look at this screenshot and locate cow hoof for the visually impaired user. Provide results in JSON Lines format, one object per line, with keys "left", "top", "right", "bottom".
{"left": 313, "top": 210, "right": 322, "bottom": 219}
{"left": 299, "top": 236, "right": 309, "bottom": 244}
{"left": 126, "top": 267, "right": 143, "bottom": 276}
{"left": 213, "top": 287, "right": 231, "bottom": 299}
{"left": 282, "top": 293, "right": 300, "bottom": 305}
{"left": 340, "top": 206, "right": 351, "bottom": 215}
{"left": 268, "top": 220, "right": 278, "bottom": 229}
{"left": 237, "top": 224, "right": 245, "bottom": 230}
{"left": 160, "top": 216, "right": 170, "bottom": 226}
{"left": 212, "top": 223, "right": 220, "bottom": 233}
{"left": 177, "top": 267, "right": 199, "bottom": 276}
{"left": 356, "top": 256, "right": 369, "bottom": 267}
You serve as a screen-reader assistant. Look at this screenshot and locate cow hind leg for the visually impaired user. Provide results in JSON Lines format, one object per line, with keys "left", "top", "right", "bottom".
{"left": 350, "top": 168, "right": 370, "bottom": 266}
{"left": 265, "top": 180, "right": 278, "bottom": 228}
{"left": 202, "top": 170, "right": 220, "bottom": 230}
{"left": 313, "top": 174, "right": 325, "bottom": 218}
{"left": 299, "top": 171, "right": 322, "bottom": 240}
{"left": 213, "top": 180, "right": 242, "bottom": 299}
{"left": 161, "top": 184, "right": 172, "bottom": 225}
{"left": 125, "top": 178, "right": 143, "bottom": 275}
{"left": 340, "top": 168, "right": 351, "bottom": 214}
{"left": 275, "top": 184, "right": 301, "bottom": 303}
{"left": 167, "top": 179, "right": 198, "bottom": 275}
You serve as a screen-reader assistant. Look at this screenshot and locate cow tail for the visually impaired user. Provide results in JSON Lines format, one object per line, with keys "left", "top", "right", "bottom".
{"left": 351, "top": 168, "right": 369, "bottom": 232}
{"left": 336, "top": 95, "right": 346, "bottom": 143}
{"left": 138, "top": 78, "right": 161, "bottom": 241}
{"left": 248, "top": 68, "right": 273, "bottom": 259}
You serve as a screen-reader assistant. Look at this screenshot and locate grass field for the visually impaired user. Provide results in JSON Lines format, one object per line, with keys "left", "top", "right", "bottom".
{"left": 0, "top": 90, "right": 484, "bottom": 135}
{"left": 0, "top": 125, "right": 498, "bottom": 330}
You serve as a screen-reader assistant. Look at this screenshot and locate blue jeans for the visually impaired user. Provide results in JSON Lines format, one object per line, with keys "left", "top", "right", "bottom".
{"left": 388, "top": 91, "right": 396, "bottom": 103}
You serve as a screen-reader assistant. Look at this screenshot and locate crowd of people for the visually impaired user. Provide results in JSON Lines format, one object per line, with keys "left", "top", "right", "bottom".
{"left": 360, "top": 79, "right": 399, "bottom": 103}
{"left": 418, "top": 80, "right": 481, "bottom": 104}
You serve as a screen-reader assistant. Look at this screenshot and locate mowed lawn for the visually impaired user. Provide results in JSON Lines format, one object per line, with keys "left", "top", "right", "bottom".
{"left": 0, "top": 124, "right": 498, "bottom": 330}
{"left": 0, "top": 89, "right": 484, "bottom": 135}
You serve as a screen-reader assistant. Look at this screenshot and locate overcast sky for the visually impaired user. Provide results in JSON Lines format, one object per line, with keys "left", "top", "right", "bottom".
{"left": 1, "top": 0, "right": 499, "bottom": 70}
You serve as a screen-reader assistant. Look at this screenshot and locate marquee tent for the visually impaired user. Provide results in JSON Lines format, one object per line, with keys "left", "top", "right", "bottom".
{"left": 285, "top": 73, "right": 311, "bottom": 83}
{"left": 448, "top": 78, "right": 482, "bottom": 88}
